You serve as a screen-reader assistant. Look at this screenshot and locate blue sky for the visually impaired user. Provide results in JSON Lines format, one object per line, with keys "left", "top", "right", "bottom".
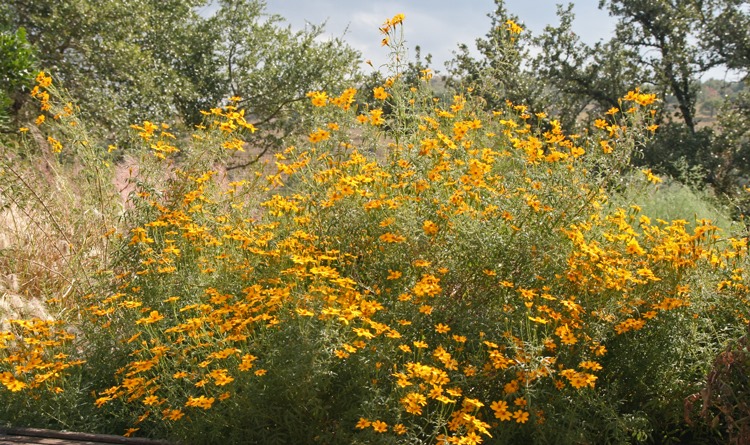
{"left": 261, "top": 1, "right": 616, "bottom": 73}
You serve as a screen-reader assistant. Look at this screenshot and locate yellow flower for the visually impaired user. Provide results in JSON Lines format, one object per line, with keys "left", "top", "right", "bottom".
{"left": 413, "top": 274, "right": 442, "bottom": 297}
{"left": 209, "top": 369, "right": 235, "bottom": 386}
{"left": 369, "top": 108, "right": 385, "bottom": 126}
{"left": 307, "top": 91, "right": 328, "bottom": 107}
{"left": 371, "top": 420, "right": 388, "bottom": 433}
{"left": 401, "top": 392, "right": 427, "bottom": 415}
{"left": 185, "top": 395, "right": 215, "bottom": 409}
{"left": 335, "top": 350, "right": 350, "bottom": 359}
{"left": 579, "top": 361, "right": 603, "bottom": 371}
{"left": 35, "top": 71, "right": 52, "bottom": 88}
{"left": 1, "top": 377, "right": 27, "bottom": 392}
{"left": 504, "top": 379, "right": 519, "bottom": 394}
{"left": 423, "top": 220, "right": 439, "bottom": 236}
{"left": 391, "top": 13, "right": 405, "bottom": 26}
{"left": 555, "top": 324, "right": 578, "bottom": 345}
{"left": 513, "top": 410, "right": 530, "bottom": 423}
{"left": 387, "top": 270, "right": 402, "bottom": 280}
{"left": 135, "top": 310, "right": 165, "bottom": 325}
{"left": 505, "top": 19, "right": 523, "bottom": 34}
{"left": 124, "top": 428, "right": 139, "bottom": 437}
{"left": 356, "top": 417, "right": 371, "bottom": 429}
{"left": 641, "top": 168, "right": 662, "bottom": 184}
{"left": 373, "top": 87, "right": 388, "bottom": 100}
{"left": 308, "top": 128, "right": 331, "bottom": 144}
{"left": 379, "top": 232, "right": 406, "bottom": 243}
{"left": 491, "top": 400, "right": 511, "bottom": 421}
{"left": 294, "top": 306, "right": 315, "bottom": 317}
{"left": 625, "top": 238, "right": 646, "bottom": 256}
{"left": 624, "top": 89, "right": 657, "bottom": 106}
{"left": 239, "top": 354, "right": 257, "bottom": 371}
{"left": 435, "top": 323, "right": 451, "bottom": 334}
{"left": 380, "top": 13, "right": 405, "bottom": 35}
{"left": 162, "top": 408, "right": 184, "bottom": 421}
{"left": 143, "top": 395, "right": 160, "bottom": 405}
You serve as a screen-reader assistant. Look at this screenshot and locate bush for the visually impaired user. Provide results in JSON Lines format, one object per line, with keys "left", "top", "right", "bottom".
{"left": 1, "top": 15, "right": 749, "bottom": 445}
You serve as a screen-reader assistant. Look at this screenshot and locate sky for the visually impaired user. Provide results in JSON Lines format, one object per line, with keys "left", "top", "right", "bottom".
{"left": 198, "top": 1, "right": 737, "bottom": 80}
{"left": 261, "top": 1, "right": 617, "bottom": 74}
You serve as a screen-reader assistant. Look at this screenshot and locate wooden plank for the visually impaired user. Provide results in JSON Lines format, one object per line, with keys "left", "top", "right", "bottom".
{"left": 0, "top": 428, "right": 172, "bottom": 445}
{"left": 0, "top": 437, "right": 99, "bottom": 444}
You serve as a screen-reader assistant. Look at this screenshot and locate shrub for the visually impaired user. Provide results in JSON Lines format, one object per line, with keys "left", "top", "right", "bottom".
{"left": 0, "top": 15, "right": 748, "bottom": 445}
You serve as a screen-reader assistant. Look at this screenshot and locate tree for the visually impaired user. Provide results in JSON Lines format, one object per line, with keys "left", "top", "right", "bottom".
{"left": 698, "top": 0, "right": 750, "bottom": 75}
{"left": 0, "top": 0, "right": 210, "bottom": 134}
{"left": 446, "top": 0, "right": 547, "bottom": 113}
{"left": 600, "top": 0, "right": 724, "bottom": 132}
{"left": 0, "top": 26, "right": 35, "bottom": 131}
{"left": 209, "top": 0, "right": 361, "bottom": 160}
{"left": 0, "top": 0, "right": 361, "bottom": 152}
{"left": 447, "top": 1, "right": 645, "bottom": 131}
{"left": 531, "top": 4, "right": 645, "bottom": 129}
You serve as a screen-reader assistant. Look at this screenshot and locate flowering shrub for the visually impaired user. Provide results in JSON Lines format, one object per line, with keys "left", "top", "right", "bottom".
{"left": 1, "top": 14, "right": 748, "bottom": 445}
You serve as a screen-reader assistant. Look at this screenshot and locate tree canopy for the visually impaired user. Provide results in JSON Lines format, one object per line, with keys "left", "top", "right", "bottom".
{"left": 0, "top": 0, "right": 361, "bottom": 150}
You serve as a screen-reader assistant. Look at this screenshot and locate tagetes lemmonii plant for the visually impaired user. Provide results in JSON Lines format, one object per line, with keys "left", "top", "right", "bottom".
{"left": 3, "top": 14, "right": 749, "bottom": 444}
